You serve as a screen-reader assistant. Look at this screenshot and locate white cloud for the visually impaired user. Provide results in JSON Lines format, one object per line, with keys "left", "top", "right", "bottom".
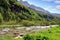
{"left": 42, "top": 0, "right": 53, "bottom": 2}
{"left": 54, "top": 0, "right": 60, "bottom": 4}
{"left": 23, "top": 0, "right": 26, "bottom": 1}
{"left": 17, "top": 0, "right": 26, "bottom": 1}
{"left": 42, "top": 0, "right": 60, "bottom": 4}
{"left": 55, "top": 5, "right": 60, "bottom": 10}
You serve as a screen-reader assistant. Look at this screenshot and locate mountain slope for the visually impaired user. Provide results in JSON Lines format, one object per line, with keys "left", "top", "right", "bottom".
{"left": 19, "top": 0, "right": 50, "bottom": 13}
{"left": 51, "top": 13, "right": 60, "bottom": 17}
{"left": 19, "top": 0, "right": 60, "bottom": 18}
{"left": 0, "top": 0, "right": 60, "bottom": 26}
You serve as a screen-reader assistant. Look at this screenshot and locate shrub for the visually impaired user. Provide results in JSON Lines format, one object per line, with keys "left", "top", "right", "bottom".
{"left": 24, "top": 34, "right": 32, "bottom": 40}
{"left": 21, "top": 20, "right": 34, "bottom": 27}
{"left": 0, "top": 13, "right": 3, "bottom": 23}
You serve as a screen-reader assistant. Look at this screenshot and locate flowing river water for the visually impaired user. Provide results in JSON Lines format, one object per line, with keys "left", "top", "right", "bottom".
{"left": 0, "top": 25, "right": 58, "bottom": 37}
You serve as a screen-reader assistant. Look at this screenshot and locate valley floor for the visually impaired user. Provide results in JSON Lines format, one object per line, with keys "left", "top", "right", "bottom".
{"left": 0, "top": 25, "right": 59, "bottom": 40}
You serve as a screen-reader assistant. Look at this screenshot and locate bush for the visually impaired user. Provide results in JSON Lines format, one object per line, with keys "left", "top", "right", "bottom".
{"left": 24, "top": 34, "right": 32, "bottom": 40}
{"left": 0, "top": 13, "right": 3, "bottom": 23}
{"left": 42, "top": 36, "right": 49, "bottom": 40}
{"left": 21, "top": 20, "right": 34, "bottom": 27}
{"left": 36, "top": 36, "right": 41, "bottom": 40}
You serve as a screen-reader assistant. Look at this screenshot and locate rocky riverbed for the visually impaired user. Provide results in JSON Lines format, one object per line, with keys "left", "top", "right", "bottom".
{"left": 0, "top": 25, "right": 58, "bottom": 37}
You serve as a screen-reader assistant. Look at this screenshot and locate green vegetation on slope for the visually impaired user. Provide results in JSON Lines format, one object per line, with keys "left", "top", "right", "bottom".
{"left": 0, "top": 0, "right": 60, "bottom": 26}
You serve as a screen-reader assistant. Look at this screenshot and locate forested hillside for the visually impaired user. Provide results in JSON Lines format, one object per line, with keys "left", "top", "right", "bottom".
{"left": 0, "top": 0, "right": 60, "bottom": 26}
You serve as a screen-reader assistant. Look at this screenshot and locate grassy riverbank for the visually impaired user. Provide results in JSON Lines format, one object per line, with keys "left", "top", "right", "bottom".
{"left": 27, "top": 26, "right": 60, "bottom": 40}
{"left": 0, "top": 25, "right": 22, "bottom": 28}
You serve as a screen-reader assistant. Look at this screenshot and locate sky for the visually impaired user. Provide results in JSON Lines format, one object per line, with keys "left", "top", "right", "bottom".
{"left": 20, "top": 0, "right": 60, "bottom": 13}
